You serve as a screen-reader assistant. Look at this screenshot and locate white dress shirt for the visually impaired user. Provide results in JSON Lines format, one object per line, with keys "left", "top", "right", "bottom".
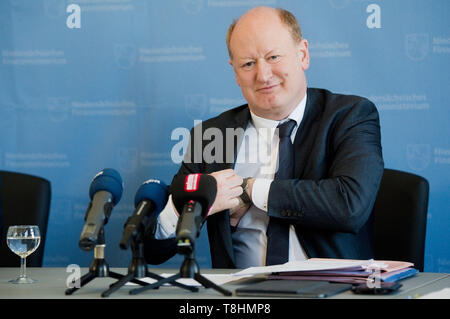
{"left": 155, "top": 94, "right": 309, "bottom": 267}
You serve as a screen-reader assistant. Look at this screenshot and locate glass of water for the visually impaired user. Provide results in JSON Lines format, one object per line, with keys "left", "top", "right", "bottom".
{"left": 6, "top": 225, "right": 41, "bottom": 284}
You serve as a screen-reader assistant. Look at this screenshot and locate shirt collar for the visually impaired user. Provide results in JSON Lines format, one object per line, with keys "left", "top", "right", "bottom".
{"left": 249, "top": 93, "right": 307, "bottom": 130}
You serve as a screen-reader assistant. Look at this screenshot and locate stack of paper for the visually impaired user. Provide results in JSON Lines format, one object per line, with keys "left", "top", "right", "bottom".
{"left": 233, "top": 258, "right": 418, "bottom": 284}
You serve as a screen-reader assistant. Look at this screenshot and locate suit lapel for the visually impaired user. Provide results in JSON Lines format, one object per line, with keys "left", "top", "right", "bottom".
{"left": 293, "top": 88, "right": 323, "bottom": 178}
{"left": 222, "top": 106, "right": 251, "bottom": 170}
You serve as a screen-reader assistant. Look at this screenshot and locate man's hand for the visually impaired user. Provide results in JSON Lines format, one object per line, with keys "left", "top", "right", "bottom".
{"left": 208, "top": 169, "right": 243, "bottom": 216}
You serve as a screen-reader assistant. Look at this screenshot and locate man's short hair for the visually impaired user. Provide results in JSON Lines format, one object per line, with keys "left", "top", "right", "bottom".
{"left": 226, "top": 8, "right": 303, "bottom": 59}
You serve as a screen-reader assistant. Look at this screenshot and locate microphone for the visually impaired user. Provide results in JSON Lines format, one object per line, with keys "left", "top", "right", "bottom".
{"left": 171, "top": 173, "right": 217, "bottom": 253}
{"left": 119, "top": 179, "right": 169, "bottom": 250}
{"left": 78, "top": 168, "right": 123, "bottom": 251}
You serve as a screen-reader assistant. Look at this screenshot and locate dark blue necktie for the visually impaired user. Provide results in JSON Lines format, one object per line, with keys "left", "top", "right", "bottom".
{"left": 266, "top": 119, "right": 296, "bottom": 265}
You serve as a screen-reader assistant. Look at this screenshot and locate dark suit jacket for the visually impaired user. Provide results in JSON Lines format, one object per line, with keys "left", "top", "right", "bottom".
{"left": 144, "top": 87, "right": 384, "bottom": 268}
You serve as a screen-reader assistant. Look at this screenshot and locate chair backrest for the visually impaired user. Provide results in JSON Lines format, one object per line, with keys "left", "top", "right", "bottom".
{"left": 0, "top": 171, "right": 51, "bottom": 267}
{"left": 372, "top": 168, "right": 429, "bottom": 272}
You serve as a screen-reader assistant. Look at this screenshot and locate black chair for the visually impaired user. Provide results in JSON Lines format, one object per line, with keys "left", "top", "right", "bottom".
{"left": 0, "top": 171, "right": 51, "bottom": 267}
{"left": 372, "top": 168, "right": 429, "bottom": 272}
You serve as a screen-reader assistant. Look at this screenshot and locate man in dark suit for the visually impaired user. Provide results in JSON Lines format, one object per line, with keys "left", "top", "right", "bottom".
{"left": 144, "top": 7, "right": 384, "bottom": 268}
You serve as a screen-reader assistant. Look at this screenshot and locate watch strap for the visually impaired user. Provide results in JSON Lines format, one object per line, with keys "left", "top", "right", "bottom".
{"left": 240, "top": 177, "right": 252, "bottom": 205}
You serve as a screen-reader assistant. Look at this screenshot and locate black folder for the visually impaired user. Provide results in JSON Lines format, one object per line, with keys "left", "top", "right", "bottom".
{"left": 235, "top": 280, "right": 352, "bottom": 298}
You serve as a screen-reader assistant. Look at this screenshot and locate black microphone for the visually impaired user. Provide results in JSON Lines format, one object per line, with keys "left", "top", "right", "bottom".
{"left": 78, "top": 168, "right": 123, "bottom": 251}
{"left": 119, "top": 179, "right": 169, "bottom": 250}
{"left": 171, "top": 173, "right": 217, "bottom": 254}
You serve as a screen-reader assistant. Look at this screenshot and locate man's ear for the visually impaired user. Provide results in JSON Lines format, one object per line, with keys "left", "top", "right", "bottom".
{"left": 298, "top": 39, "right": 310, "bottom": 71}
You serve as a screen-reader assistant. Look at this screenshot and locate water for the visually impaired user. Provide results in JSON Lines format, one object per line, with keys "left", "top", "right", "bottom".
{"left": 7, "top": 237, "right": 41, "bottom": 258}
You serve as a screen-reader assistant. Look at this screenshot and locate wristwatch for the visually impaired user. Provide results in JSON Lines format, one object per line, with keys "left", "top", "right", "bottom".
{"left": 240, "top": 177, "right": 252, "bottom": 205}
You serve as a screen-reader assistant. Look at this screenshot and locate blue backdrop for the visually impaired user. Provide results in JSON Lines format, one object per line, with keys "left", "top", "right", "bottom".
{"left": 0, "top": 0, "right": 449, "bottom": 272}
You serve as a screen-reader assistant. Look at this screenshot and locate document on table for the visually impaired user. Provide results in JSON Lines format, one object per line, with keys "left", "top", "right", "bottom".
{"left": 232, "top": 259, "right": 367, "bottom": 277}
{"left": 232, "top": 258, "right": 417, "bottom": 284}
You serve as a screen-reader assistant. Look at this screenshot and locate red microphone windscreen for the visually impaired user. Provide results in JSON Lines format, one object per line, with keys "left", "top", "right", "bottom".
{"left": 171, "top": 173, "right": 217, "bottom": 216}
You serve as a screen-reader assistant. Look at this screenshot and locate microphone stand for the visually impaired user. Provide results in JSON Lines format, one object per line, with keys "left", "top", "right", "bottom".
{"left": 129, "top": 246, "right": 232, "bottom": 296}
{"left": 101, "top": 230, "right": 198, "bottom": 297}
{"left": 65, "top": 227, "right": 148, "bottom": 295}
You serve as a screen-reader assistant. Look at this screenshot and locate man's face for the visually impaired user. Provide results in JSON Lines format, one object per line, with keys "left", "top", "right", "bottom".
{"left": 229, "top": 10, "right": 309, "bottom": 120}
